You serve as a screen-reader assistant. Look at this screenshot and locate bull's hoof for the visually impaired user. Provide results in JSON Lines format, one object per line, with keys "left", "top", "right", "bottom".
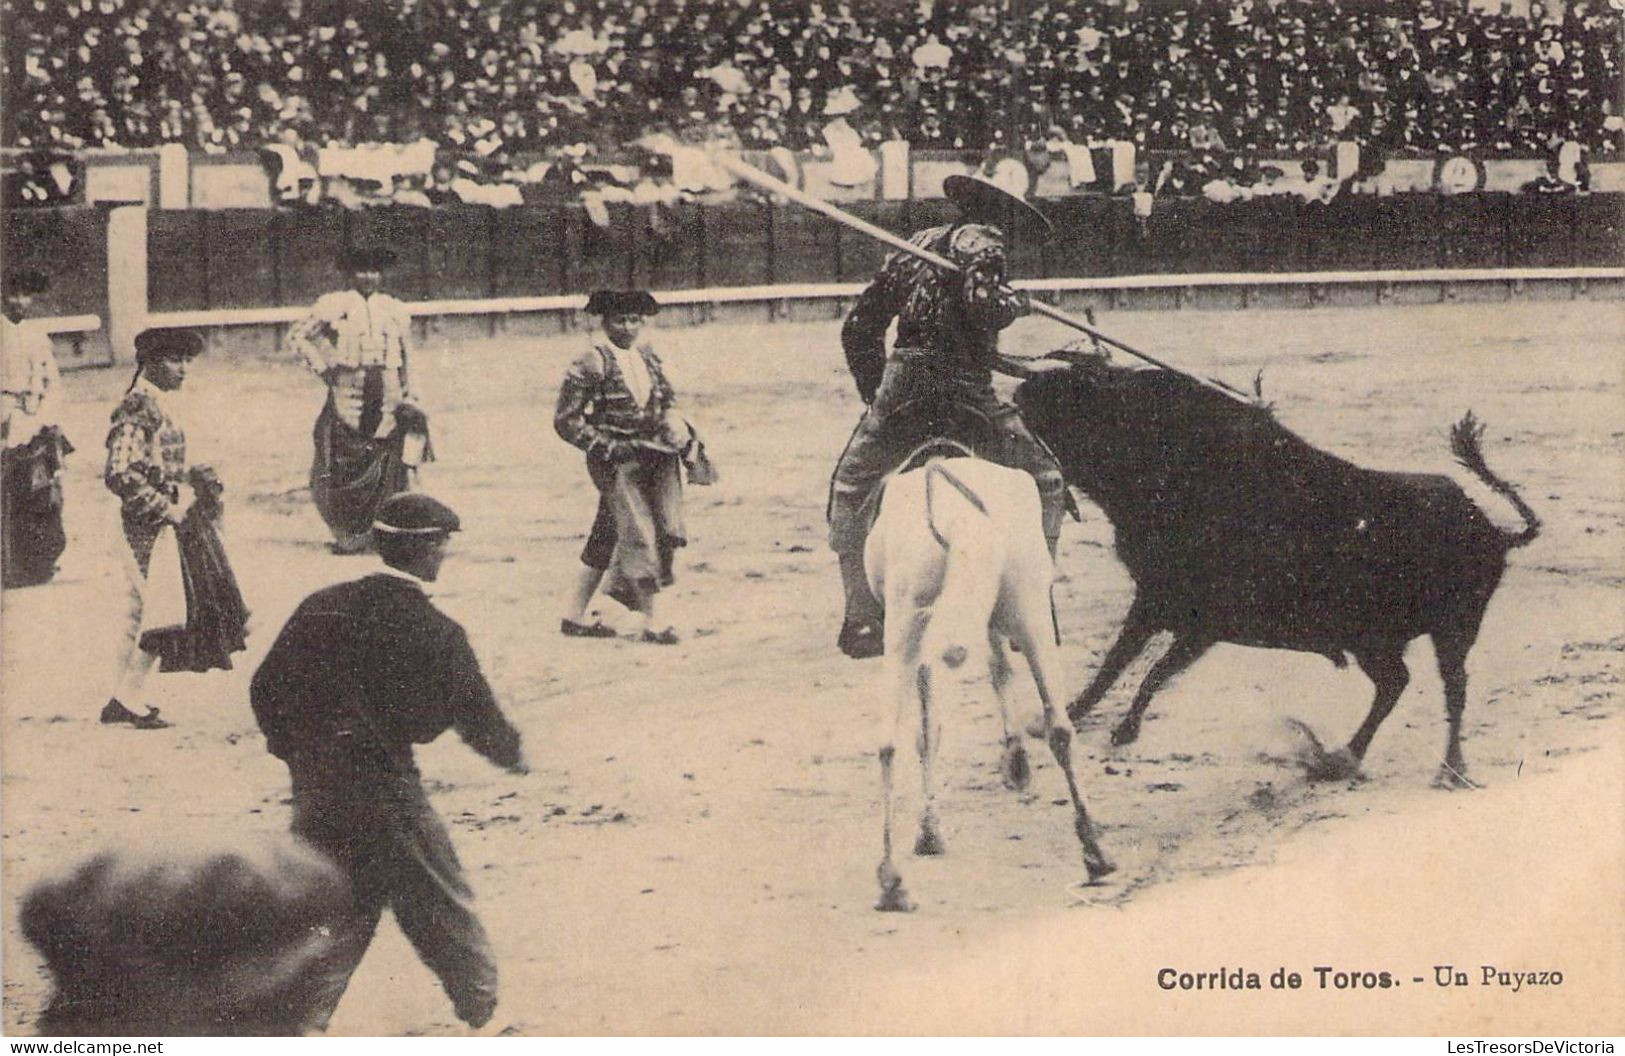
{"left": 1109, "top": 716, "right": 1141, "bottom": 747}
{"left": 913, "top": 822, "right": 945, "bottom": 857}
{"left": 1304, "top": 746, "right": 1363, "bottom": 783}
{"left": 1000, "top": 740, "right": 1031, "bottom": 792}
{"left": 1431, "top": 763, "right": 1479, "bottom": 791}
{"left": 875, "top": 862, "right": 915, "bottom": 913}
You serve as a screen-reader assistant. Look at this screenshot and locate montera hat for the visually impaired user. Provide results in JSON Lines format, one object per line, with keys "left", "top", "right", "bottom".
{"left": 584, "top": 289, "right": 661, "bottom": 316}
{"left": 373, "top": 492, "right": 462, "bottom": 536}
{"left": 133, "top": 328, "right": 206, "bottom": 363}
{"left": 337, "top": 245, "right": 398, "bottom": 272}
{"left": 942, "top": 173, "right": 1054, "bottom": 243}
{"left": 3, "top": 267, "right": 50, "bottom": 296}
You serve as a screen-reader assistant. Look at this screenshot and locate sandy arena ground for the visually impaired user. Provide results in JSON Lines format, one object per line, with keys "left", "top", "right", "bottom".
{"left": 2, "top": 298, "right": 1621, "bottom": 1036}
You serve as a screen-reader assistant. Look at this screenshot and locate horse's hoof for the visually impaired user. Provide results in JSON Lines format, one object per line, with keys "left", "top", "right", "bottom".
{"left": 1084, "top": 855, "right": 1117, "bottom": 883}
{"left": 1304, "top": 746, "right": 1362, "bottom": 783}
{"left": 913, "top": 825, "right": 945, "bottom": 857}
{"left": 1000, "top": 742, "right": 1031, "bottom": 792}
{"left": 875, "top": 885, "right": 916, "bottom": 913}
{"left": 875, "top": 861, "right": 915, "bottom": 912}
{"left": 1431, "top": 764, "right": 1479, "bottom": 791}
{"left": 1109, "top": 719, "right": 1140, "bottom": 747}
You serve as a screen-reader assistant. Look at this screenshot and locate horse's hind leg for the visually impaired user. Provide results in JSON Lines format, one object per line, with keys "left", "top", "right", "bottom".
{"left": 914, "top": 662, "right": 946, "bottom": 856}
{"left": 1013, "top": 621, "right": 1114, "bottom": 883}
{"left": 1110, "top": 633, "right": 1213, "bottom": 747}
{"left": 875, "top": 743, "right": 913, "bottom": 911}
{"left": 876, "top": 607, "right": 922, "bottom": 912}
{"left": 989, "top": 632, "right": 1030, "bottom": 792}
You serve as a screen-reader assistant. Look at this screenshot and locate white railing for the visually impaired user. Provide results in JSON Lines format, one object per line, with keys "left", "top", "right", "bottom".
{"left": 46, "top": 265, "right": 1621, "bottom": 337}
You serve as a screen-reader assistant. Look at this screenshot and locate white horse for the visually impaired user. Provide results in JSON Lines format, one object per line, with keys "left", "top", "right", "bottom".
{"left": 864, "top": 453, "right": 1114, "bottom": 912}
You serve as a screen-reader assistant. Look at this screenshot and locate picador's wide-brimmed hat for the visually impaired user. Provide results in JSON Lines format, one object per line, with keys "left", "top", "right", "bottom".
{"left": 373, "top": 492, "right": 462, "bottom": 536}
{"left": 942, "top": 173, "right": 1054, "bottom": 243}
{"left": 133, "top": 328, "right": 206, "bottom": 363}
{"left": 336, "top": 246, "right": 398, "bottom": 272}
{"left": 584, "top": 289, "right": 661, "bottom": 316}
{"left": 3, "top": 267, "right": 50, "bottom": 296}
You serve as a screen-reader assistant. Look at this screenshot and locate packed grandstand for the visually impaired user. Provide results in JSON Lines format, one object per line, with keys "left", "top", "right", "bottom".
{"left": 4, "top": 0, "right": 1620, "bottom": 161}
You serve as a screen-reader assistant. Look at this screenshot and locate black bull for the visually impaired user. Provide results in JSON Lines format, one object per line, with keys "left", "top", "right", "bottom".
{"left": 1013, "top": 357, "right": 1540, "bottom": 788}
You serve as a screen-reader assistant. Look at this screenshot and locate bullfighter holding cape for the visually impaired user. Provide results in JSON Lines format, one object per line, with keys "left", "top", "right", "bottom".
{"left": 102, "top": 328, "right": 249, "bottom": 730}
{"left": 554, "top": 289, "right": 714, "bottom": 644}
{"left": 1, "top": 267, "right": 72, "bottom": 588}
{"left": 289, "top": 246, "right": 432, "bottom": 554}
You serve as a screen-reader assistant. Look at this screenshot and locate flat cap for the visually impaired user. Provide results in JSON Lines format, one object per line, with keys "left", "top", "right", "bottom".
{"left": 584, "top": 289, "right": 660, "bottom": 316}
{"left": 373, "top": 491, "right": 462, "bottom": 536}
{"left": 133, "top": 328, "right": 206, "bottom": 362}
{"left": 3, "top": 267, "right": 50, "bottom": 296}
{"left": 336, "top": 245, "right": 398, "bottom": 272}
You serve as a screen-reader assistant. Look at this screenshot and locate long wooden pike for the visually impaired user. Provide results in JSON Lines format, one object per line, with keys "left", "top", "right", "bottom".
{"left": 710, "top": 151, "right": 1249, "bottom": 403}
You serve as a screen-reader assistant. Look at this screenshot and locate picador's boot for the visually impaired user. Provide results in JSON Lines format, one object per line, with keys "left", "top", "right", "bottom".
{"left": 836, "top": 549, "right": 884, "bottom": 660}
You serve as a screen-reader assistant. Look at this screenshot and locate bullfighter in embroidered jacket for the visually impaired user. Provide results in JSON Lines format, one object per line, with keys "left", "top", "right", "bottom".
{"left": 829, "top": 175, "right": 1066, "bottom": 659}
{"left": 554, "top": 289, "right": 712, "bottom": 645}
{"left": 1, "top": 267, "right": 71, "bottom": 588}
{"left": 103, "top": 328, "right": 248, "bottom": 730}
{"left": 288, "top": 246, "right": 432, "bottom": 554}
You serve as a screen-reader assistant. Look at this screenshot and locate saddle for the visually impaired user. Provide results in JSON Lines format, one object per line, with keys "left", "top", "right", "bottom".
{"left": 856, "top": 437, "right": 980, "bottom": 538}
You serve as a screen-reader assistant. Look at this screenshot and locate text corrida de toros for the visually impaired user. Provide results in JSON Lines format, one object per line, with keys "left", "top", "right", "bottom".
{"left": 1158, "top": 967, "right": 1399, "bottom": 990}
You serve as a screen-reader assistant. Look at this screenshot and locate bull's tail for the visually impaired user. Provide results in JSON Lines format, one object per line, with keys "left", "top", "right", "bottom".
{"left": 922, "top": 462, "right": 997, "bottom": 670}
{"left": 1451, "top": 412, "right": 1541, "bottom": 550}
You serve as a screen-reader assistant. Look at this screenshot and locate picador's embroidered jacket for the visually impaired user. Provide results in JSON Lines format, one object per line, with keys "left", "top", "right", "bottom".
{"left": 839, "top": 223, "right": 1027, "bottom": 403}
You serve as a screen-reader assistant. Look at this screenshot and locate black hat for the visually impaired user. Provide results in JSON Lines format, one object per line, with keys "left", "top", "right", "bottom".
{"left": 20, "top": 836, "right": 349, "bottom": 1034}
{"left": 133, "top": 328, "right": 206, "bottom": 363}
{"left": 584, "top": 289, "right": 661, "bottom": 316}
{"left": 337, "top": 246, "right": 397, "bottom": 272}
{"left": 373, "top": 492, "right": 462, "bottom": 536}
{"left": 942, "top": 174, "right": 1054, "bottom": 243}
{"left": 3, "top": 268, "right": 50, "bottom": 296}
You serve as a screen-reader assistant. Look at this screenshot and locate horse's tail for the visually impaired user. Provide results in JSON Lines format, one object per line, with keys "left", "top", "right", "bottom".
{"left": 922, "top": 461, "right": 998, "bottom": 670}
{"left": 1451, "top": 412, "right": 1540, "bottom": 550}
{"left": 923, "top": 461, "right": 988, "bottom": 549}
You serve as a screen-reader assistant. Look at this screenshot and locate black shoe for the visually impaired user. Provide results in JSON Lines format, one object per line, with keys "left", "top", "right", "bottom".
{"left": 837, "top": 618, "right": 884, "bottom": 660}
{"left": 560, "top": 617, "right": 618, "bottom": 639}
{"left": 100, "top": 699, "right": 173, "bottom": 730}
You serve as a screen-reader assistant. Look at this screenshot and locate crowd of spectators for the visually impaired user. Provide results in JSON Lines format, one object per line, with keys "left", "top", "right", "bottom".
{"left": 3, "top": 0, "right": 1622, "bottom": 174}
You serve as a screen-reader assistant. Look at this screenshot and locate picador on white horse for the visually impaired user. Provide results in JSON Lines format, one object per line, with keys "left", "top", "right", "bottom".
{"left": 828, "top": 175, "right": 1068, "bottom": 659}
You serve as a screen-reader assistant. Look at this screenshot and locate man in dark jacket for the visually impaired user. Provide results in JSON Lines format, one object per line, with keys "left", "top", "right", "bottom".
{"left": 250, "top": 492, "right": 528, "bottom": 1031}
